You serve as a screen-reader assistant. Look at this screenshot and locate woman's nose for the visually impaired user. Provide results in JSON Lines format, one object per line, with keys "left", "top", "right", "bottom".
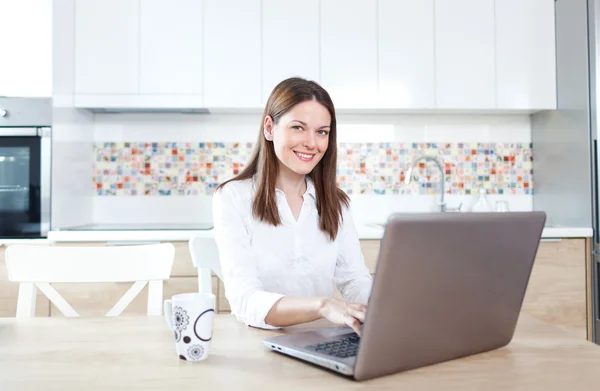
{"left": 304, "top": 131, "right": 316, "bottom": 149}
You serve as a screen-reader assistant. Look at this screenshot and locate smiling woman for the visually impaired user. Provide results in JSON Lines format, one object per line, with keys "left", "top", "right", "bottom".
{"left": 212, "top": 77, "right": 372, "bottom": 335}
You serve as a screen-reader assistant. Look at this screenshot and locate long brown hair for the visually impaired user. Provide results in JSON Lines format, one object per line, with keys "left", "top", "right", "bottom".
{"left": 217, "top": 77, "right": 349, "bottom": 241}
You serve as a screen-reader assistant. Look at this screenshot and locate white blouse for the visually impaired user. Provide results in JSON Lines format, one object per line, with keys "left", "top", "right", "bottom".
{"left": 212, "top": 176, "right": 373, "bottom": 329}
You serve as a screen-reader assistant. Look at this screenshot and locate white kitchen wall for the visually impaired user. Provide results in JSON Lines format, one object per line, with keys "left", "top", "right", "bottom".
{"left": 51, "top": 0, "right": 95, "bottom": 230}
{"left": 0, "top": 0, "right": 52, "bottom": 97}
{"left": 89, "top": 113, "right": 532, "bottom": 226}
{"left": 51, "top": 108, "right": 95, "bottom": 229}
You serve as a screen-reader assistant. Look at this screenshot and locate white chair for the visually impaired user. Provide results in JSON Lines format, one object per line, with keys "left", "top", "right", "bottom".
{"left": 5, "top": 243, "right": 175, "bottom": 317}
{"left": 188, "top": 237, "right": 222, "bottom": 295}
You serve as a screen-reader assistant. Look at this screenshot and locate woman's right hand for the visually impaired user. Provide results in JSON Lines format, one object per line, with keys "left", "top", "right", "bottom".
{"left": 318, "top": 298, "right": 367, "bottom": 336}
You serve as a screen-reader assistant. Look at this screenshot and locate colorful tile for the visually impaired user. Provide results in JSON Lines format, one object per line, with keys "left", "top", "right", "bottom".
{"left": 93, "top": 142, "right": 533, "bottom": 196}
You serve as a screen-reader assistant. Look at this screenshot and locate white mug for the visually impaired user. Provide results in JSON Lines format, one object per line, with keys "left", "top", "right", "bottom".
{"left": 164, "top": 292, "right": 216, "bottom": 361}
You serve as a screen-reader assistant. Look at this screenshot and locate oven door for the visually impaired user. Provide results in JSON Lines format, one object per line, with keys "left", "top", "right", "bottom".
{"left": 0, "top": 128, "right": 45, "bottom": 238}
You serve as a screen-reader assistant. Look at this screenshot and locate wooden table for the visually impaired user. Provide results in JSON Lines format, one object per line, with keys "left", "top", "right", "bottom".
{"left": 1, "top": 314, "right": 599, "bottom": 391}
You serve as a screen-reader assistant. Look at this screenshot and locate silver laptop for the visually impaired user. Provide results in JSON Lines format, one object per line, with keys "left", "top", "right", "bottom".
{"left": 263, "top": 211, "right": 546, "bottom": 381}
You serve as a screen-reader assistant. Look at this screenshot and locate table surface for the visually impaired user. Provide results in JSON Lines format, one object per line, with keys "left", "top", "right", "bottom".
{"left": 1, "top": 314, "right": 599, "bottom": 391}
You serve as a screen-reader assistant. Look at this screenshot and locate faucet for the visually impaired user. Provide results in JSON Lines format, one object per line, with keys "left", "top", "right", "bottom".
{"left": 404, "top": 155, "right": 461, "bottom": 212}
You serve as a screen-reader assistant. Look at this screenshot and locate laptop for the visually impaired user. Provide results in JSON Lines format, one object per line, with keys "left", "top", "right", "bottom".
{"left": 263, "top": 211, "right": 546, "bottom": 381}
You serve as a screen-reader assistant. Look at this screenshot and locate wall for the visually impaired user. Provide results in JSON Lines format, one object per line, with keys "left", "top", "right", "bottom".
{"left": 531, "top": 0, "right": 593, "bottom": 228}
{"left": 50, "top": 0, "right": 95, "bottom": 230}
{"left": 0, "top": 0, "right": 52, "bottom": 97}
{"left": 81, "top": 113, "right": 533, "bottom": 228}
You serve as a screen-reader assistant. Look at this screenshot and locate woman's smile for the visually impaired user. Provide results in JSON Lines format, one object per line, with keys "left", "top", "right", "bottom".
{"left": 294, "top": 151, "right": 315, "bottom": 162}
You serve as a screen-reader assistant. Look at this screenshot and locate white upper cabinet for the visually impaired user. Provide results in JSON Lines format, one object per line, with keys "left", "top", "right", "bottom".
{"left": 203, "top": 0, "right": 261, "bottom": 108}
{"left": 378, "top": 0, "right": 435, "bottom": 109}
{"left": 0, "top": 0, "right": 52, "bottom": 97}
{"left": 75, "top": 0, "right": 203, "bottom": 108}
{"left": 434, "top": 0, "right": 495, "bottom": 109}
{"left": 262, "top": 0, "right": 320, "bottom": 104}
{"left": 66, "top": 0, "right": 556, "bottom": 112}
{"left": 140, "top": 0, "right": 203, "bottom": 98}
{"left": 320, "top": 0, "right": 378, "bottom": 109}
{"left": 495, "top": 0, "right": 556, "bottom": 110}
{"left": 75, "top": 0, "right": 139, "bottom": 95}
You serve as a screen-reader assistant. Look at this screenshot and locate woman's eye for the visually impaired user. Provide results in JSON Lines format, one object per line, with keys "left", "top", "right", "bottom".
{"left": 293, "top": 125, "right": 303, "bottom": 131}
{"left": 317, "top": 130, "right": 330, "bottom": 136}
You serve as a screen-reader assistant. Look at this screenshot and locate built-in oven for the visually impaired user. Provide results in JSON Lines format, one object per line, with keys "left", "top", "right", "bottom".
{"left": 0, "top": 97, "right": 51, "bottom": 238}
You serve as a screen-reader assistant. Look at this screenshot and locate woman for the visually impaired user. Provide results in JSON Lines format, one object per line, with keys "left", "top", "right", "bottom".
{"left": 212, "top": 77, "right": 372, "bottom": 335}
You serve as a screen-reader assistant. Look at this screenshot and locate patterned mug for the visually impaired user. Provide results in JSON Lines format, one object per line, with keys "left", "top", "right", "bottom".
{"left": 164, "top": 292, "right": 216, "bottom": 361}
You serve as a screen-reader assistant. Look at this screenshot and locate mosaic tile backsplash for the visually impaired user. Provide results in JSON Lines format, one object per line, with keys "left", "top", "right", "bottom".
{"left": 93, "top": 142, "right": 533, "bottom": 196}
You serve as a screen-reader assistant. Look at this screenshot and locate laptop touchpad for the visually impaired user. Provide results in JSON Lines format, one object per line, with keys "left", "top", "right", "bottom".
{"left": 313, "top": 326, "right": 355, "bottom": 338}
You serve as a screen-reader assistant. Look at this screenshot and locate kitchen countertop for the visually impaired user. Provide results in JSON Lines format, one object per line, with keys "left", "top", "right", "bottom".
{"left": 63, "top": 222, "right": 214, "bottom": 231}
{"left": 11, "top": 223, "right": 589, "bottom": 243}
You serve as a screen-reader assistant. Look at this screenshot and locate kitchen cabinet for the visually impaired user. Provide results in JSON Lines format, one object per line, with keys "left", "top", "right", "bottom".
{"left": 521, "top": 238, "right": 587, "bottom": 338}
{"left": 170, "top": 242, "right": 199, "bottom": 277}
{"left": 0, "top": 245, "right": 51, "bottom": 317}
{"left": 378, "top": 0, "right": 435, "bottom": 109}
{"left": 75, "top": 0, "right": 139, "bottom": 95}
{"left": 74, "top": 0, "right": 203, "bottom": 109}
{"left": 203, "top": 0, "right": 262, "bottom": 109}
{"left": 261, "top": 0, "right": 320, "bottom": 104}
{"left": 495, "top": 0, "right": 557, "bottom": 110}
{"left": 66, "top": 0, "right": 556, "bottom": 112}
{"left": 139, "top": 0, "right": 203, "bottom": 98}
{"left": 360, "top": 240, "right": 379, "bottom": 274}
{"left": 434, "top": 0, "right": 495, "bottom": 109}
{"left": 320, "top": 0, "right": 378, "bottom": 109}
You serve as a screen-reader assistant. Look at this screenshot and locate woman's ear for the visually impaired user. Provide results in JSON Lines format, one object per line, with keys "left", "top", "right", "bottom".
{"left": 264, "top": 116, "right": 274, "bottom": 141}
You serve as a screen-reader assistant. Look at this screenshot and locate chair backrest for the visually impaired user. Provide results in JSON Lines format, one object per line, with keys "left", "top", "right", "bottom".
{"left": 5, "top": 243, "right": 175, "bottom": 318}
{"left": 188, "top": 237, "right": 222, "bottom": 295}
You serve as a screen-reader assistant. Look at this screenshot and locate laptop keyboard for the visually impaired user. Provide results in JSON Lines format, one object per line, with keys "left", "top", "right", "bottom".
{"left": 305, "top": 333, "right": 360, "bottom": 359}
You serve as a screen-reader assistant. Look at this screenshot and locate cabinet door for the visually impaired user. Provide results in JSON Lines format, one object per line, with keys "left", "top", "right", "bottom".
{"left": 0, "top": 0, "right": 52, "bottom": 97}
{"left": 360, "top": 240, "right": 380, "bottom": 274}
{"left": 203, "top": 0, "right": 261, "bottom": 108}
{"left": 495, "top": 0, "right": 556, "bottom": 110}
{"left": 140, "top": 0, "right": 203, "bottom": 98}
{"left": 378, "top": 0, "right": 434, "bottom": 108}
{"left": 434, "top": 0, "right": 495, "bottom": 109}
{"left": 320, "top": 0, "right": 377, "bottom": 109}
{"left": 262, "top": 0, "right": 320, "bottom": 104}
{"left": 522, "top": 239, "right": 586, "bottom": 338}
{"left": 75, "top": 0, "right": 139, "bottom": 94}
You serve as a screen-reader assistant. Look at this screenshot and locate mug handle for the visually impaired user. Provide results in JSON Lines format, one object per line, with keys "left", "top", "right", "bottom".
{"left": 164, "top": 299, "right": 174, "bottom": 330}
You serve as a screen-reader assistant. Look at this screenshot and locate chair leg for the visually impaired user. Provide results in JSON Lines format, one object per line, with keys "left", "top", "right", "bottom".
{"left": 147, "top": 280, "right": 163, "bottom": 316}
{"left": 106, "top": 281, "right": 148, "bottom": 317}
{"left": 16, "top": 283, "right": 37, "bottom": 318}
{"left": 199, "top": 269, "right": 212, "bottom": 295}
{"left": 35, "top": 282, "right": 79, "bottom": 317}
